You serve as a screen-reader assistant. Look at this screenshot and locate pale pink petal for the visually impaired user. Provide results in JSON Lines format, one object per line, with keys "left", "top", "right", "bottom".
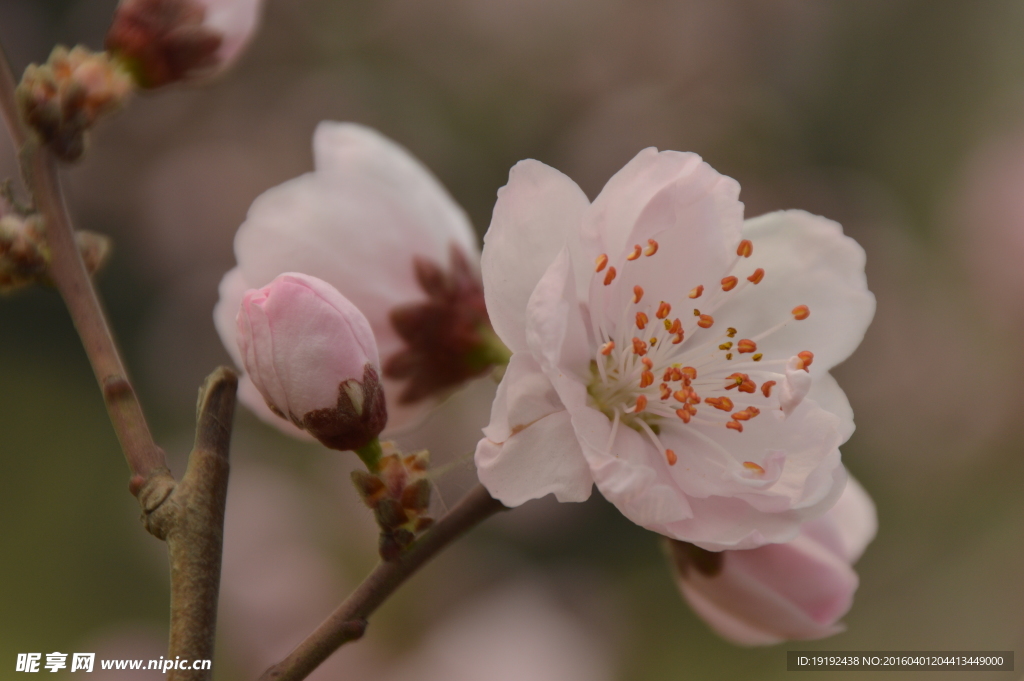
{"left": 482, "top": 160, "right": 590, "bottom": 352}
{"left": 780, "top": 356, "right": 813, "bottom": 416}
{"left": 481, "top": 352, "right": 565, "bottom": 443}
{"left": 201, "top": 0, "right": 263, "bottom": 67}
{"left": 715, "top": 210, "right": 875, "bottom": 373}
{"left": 475, "top": 410, "right": 593, "bottom": 506}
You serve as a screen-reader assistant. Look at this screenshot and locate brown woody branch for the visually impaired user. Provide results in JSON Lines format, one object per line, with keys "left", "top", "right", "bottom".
{"left": 259, "top": 485, "right": 505, "bottom": 681}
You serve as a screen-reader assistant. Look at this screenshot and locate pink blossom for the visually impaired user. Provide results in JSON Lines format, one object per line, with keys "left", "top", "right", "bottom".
{"left": 106, "top": 0, "right": 263, "bottom": 88}
{"left": 236, "top": 272, "right": 386, "bottom": 451}
{"left": 671, "top": 476, "right": 876, "bottom": 645}
{"left": 475, "top": 150, "right": 874, "bottom": 550}
{"left": 215, "top": 122, "right": 489, "bottom": 438}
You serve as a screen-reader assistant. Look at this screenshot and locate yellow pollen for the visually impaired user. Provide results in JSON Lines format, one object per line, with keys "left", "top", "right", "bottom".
{"left": 726, "top": 327, "right": 737, "bottom": 338}
{"left": 595, "top": 254, "right": 608, "bottom": 272}
{"left": 748, "top": 268, "right": 765, "bottom": 284}
{"left": 603, "top": 266, "right": 617, "bottom": 286}
{"left": 737, "top": 240, "right": 753, "bottom": 258}
{"left": 752, "top": 353, "right": 763, "bottom": 361}
{"left": 693, "top": 308, "right": 701, "bottom": 316}
{"left": 644, "top": 239, "right": 659, "bottom": 256}
{"left": 719, "top": 342, "right": 733, "bottom": 351}
{"left": 649, "top": 336, "right": 658, "bottom": 345}
{"left": 626, "top": 244, "right": 642, "bottom": 261}
{"left": 689, "top": 285, "right": 704, "bottom": 299}
{"left": 792, "top": 304, "right": 810, "bottom": 320}
{"left": 721, "top": 276, "right": 738, "bottom": 291}
{"left": 726, "top": 353, "right": 733, "bottom": 360}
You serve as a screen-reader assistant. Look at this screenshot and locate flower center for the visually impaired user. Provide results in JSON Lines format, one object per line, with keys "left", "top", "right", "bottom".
{"left": 586, "top": 238, "right": 812, "bottom": 468}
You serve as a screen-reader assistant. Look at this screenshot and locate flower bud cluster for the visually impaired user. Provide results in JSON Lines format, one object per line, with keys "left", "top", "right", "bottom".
{"left": 351, "top": 445, "right": 434, "bottom": 561}
{"left": 0, "top": 213, "right": 49, "bottom": 292}
{"left": 17, "top": 46, "right": 134, "bottom": 161}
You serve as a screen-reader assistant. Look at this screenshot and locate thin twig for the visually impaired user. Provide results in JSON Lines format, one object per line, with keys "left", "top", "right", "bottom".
{"left": 0, "top": 44, "right": 167, "bottom": 483}
{"left": 140, "top": 367, "right": 237, "bottom": 681}
{"left": 259, "top": 485, "right": 506, "bottom": 681}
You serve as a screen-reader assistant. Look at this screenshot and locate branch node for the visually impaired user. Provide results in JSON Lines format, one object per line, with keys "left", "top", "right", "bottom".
{"left": 136, "top": 467, "right": 177, "bottom": 540}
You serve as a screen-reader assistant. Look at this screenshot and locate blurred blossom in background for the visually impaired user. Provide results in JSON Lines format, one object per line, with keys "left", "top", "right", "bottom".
{"left": 2, "top": 1, "right": 1024, "bottom": 680}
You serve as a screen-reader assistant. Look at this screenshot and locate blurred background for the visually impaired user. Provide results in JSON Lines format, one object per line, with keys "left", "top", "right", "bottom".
{"left": 2, "top": 0, "right": 1024, "bottom": 679}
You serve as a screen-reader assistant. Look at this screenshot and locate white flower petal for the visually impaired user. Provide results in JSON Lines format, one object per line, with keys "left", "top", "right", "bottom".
{"left": 482, "top": 160, "right": 590, "bottom": 352}
{"left": 716, "top": 210, "right": 875, "bottom": 373}
{"left": 780, "top": 356, "right": 813, "bottom": 416}
{"left": 475, "top": 410, "right": 593, "bottom": 506}
{"left": 482, "top": 352, "right": 565, "bottom": 443}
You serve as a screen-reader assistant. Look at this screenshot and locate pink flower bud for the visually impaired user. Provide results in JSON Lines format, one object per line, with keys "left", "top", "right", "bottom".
{"left": 106, "top": 0, "right": 263, "bottom": 88}
{"left": 670, "top": 477, "right": 877, "bottom": 645}
{"left": 236, "top": 273, "right": 387, "bottom": 451}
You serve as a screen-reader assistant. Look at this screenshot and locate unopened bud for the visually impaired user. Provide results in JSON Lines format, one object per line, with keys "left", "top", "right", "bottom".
{"left": 0, "top": 214, "right": 49, "bottom": 292}
{"left": 17, "top": 46, "right": 134, "bottom": 161}
{"left": 237, "top": 272, "right": 387, "bottom": 452}
{"left": 76, "top": 231, "right": 113, "bottom": 276}
{"left": 106, "top": 0, "right": 263, "bottom": 88}
{"left": 351, "top": 443, "right": 433, "bottom": 560}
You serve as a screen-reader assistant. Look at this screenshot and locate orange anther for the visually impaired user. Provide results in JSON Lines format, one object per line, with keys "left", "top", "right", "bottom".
{"left": 746, "top": 406, "right": 761, "bottom": 417}
{"left": 742, "top": 461, "right": 765, "bottom": 474}
{"left": 660, "top": 383, "right": 672, "bottom": 400}
{"left": 761, "top": 380, "right": 776, "bottom": 397}
{"left": 747, "top": 268, "right": 765, "bottom": 284}
{"left": 682, "top": 366, "right": 697, "bottom": 380}
{"left": 726, "top": 420, "right": 744, "bottom": 432}
{"left": 626, "top": 244, "right": 642, "bottom": 261}
{"left": 668, "top": 318, "right": 683, "bottom": 334}
{"left": 732, "top": 410, "right": 752, "bottom": 421}
{"left": 644, "top": 239, "right": 659, "bottom": 256}
{"left": 792, "top": 304, "right": 810, "bottom": 320}
{"left": 595, "top": 254, "right": 608, "bottom": 272}
{"left": 633, "top": 285, "right": 644, "bottom": 304}
{"left": 737, "top": 339, "right": 757, "bottom": 354}
{"left": 600, "top": 341, "right": 615, "bottom": 356}
{"left": 665, "top": 449, "right": 678, "bottom": 466}
{"left": 697, "top": 314, "right": 714, "bottom": 329}
{"left": 634, "top": 395, "right": 648, "bottom": 412}
{"left": 656, "top": 301, "right": 671, "bottom": 319}
{"left": 706, "top": 396, "right": 734, "bottom": 411}
{"left": 603, "top": 266, "right": 617, "bottom": 285}
{"left": 688, "top": 285, "right": 704, "bottom": 299}
{"left": 636, "top": 312, "right": 648, "bottom": 330}
{"left": 673, "top": 390, "right": 689, "bottom": 403}
{"left": 737, "top": 239, "right": 753, "bottom": 258}
{"left": 676, "top": 409, "right": 691, "bottom": 424}
{"left": 640, "top": 370, "right": 655, "bottom": 388}
{"left": 738, "top": 380, "right": 756, "bottom": 394}
{"left": 672, "top": 332, "right": 684, "bottom": 344}
{"left": 663, "top": 367, "right": 675, "bottom": 382}
{"left": 721, "top": 276, "right": 738, "bottom": 291}
{"left": 632, "top": 337, "right": 648, "bottom": 356}
{"left": 798, "top": 350, "right": 814, "bottom": 368}
{"left": 641, "top": 357, "right": 653, "bottom": 369}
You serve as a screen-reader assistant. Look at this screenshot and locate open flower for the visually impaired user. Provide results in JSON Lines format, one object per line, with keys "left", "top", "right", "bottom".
{"left": 215, "top": 122, "right": 495, "bottom": 438}
{"left": 106, "top": 0, "right": 264, "bottom": 88}
{"left": 475, "top": 150, "right": 874, "bottom": 550}
{"left": 670, "top": 476, "right": 877, "bottom": 645}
